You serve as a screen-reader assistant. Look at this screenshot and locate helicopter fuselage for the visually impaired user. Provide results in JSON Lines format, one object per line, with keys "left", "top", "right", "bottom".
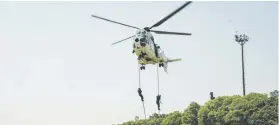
{"left": 91, "top": 1, "right": 192, "bottom": 72}
{"left": 132, "top": 29, "right": 166, "bottom": 65}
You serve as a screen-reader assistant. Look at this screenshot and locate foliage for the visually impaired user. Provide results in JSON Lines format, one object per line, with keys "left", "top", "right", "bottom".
{"left": 182, "top": 102, "right": 200, "bottom": 125}
{"left": 119, "top": 92, "right": 278, "bottom": 125}
{"left": 161, "top": 111, "right": 183, "bottom": 125}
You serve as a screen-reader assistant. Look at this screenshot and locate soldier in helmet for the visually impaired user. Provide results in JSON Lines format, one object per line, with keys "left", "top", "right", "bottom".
{"left": 138, "top": 88, "right": 144, "bottom": 101}
{"left": 156, "top": 95, "right": 162, "bottom": 110}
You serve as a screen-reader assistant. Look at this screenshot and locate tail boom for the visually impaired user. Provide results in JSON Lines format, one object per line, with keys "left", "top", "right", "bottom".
{"left": 162, "top": 58, "right": 181, "bottom": 73}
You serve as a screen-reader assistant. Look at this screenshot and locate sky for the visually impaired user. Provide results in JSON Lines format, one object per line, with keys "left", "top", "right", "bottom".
{"left": 0, "top": 1, "right": 278, "bottom": 125}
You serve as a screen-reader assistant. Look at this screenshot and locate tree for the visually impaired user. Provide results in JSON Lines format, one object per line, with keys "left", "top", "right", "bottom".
{"left": 161, "top": 111, "right": 183, "bottom": 125}
{"left": 147, "top": 113, "right": 167, "bottom": 125}
{"left": 198, "top": 96, "right": 240, "bottom": 125}
{"left": 119, "top": 92, "right": 278, "bottom": 125}
{"left": 249, "top": 95, "right": 278, "bottom": 125}
{"left": 182, "top": 102, "right": 200, "bottom": 125}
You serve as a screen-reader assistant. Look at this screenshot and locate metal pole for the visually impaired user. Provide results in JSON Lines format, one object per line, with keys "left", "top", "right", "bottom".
{"left": 241, "top": 44, "right": 246, "bottom": 96}
{"left": 235, "top": 33, "right": 248, "bottom": 96}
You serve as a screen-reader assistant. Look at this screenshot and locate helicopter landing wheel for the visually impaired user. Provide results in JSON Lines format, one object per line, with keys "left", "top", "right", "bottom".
{"left": 140, "top": 65, "right": 145, "bottom": 70}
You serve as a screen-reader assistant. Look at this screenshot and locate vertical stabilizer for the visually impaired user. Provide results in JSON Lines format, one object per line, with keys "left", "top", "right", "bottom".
{"left": 163, "top": 62, "right": 168, "bottom": 73}
{"left": 158, "top": 50, "right": 181, "bottom": 73}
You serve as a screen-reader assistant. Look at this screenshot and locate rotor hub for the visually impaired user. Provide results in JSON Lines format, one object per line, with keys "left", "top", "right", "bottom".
{"left": 143, "top": 27, "right": 150, "bottom": 32}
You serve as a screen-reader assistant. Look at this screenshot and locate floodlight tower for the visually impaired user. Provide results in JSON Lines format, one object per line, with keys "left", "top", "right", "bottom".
{"left": 235, "top": 33, "right": 249, "bottom": 96}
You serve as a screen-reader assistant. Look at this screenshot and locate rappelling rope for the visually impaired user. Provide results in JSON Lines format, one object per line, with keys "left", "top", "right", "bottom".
{"left": 138, "top": 64, "right": 141, "bottom": 88}
{"left": 157, "top": 64, "right": 160, "bottom": 95}
{"left": 156, "top": 64, "right": 161, "bottom": 114}
{"left": 138, "top": 64, "right": 147, "bottom": 120}
{"left": 142, "top": 100, "right": 147, "bottom": 120}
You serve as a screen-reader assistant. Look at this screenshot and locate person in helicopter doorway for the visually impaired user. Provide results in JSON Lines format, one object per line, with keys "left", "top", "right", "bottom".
{"left": 138, "top": 88, "right": 144, "bottom": 102}
{"left": 156, "top": 95, "right": 162, "bottom": 110}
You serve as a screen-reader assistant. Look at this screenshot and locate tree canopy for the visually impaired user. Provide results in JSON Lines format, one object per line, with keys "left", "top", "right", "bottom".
{"left": 119, "top": 91, "right": 278, "bottom": 125}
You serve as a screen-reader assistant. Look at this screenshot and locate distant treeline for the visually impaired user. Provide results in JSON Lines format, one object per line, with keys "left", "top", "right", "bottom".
{"left": 119, "top": 92, "right": 278, "bottom": 125}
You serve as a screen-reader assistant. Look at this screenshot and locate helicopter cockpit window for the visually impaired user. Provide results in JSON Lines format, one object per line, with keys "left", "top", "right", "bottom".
{"left": 142, "top": 31, "right": 146, "bottom": 34}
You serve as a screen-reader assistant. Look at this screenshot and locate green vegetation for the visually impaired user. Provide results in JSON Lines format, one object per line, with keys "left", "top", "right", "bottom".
{"left": 120, "top": 92, "right": 278, "bottom": 125}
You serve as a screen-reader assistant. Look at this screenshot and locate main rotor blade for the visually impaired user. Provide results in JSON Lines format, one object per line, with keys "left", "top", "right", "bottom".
{"left": 91, "top": 14, "right": 140, "bottom": 30}
{"left": 151, "top": 30, "right": 191, "bottom": 35}
{"left": 111, "top": 35, "right": 135, "bottom": 45}
{"left": 149, "top": 1, "right": 192, "bottom": 29}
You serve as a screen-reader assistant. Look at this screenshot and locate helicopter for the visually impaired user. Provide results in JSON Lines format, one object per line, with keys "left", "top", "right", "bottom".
{"left": 91, "top": 1, "right": 192, "bottom": 73}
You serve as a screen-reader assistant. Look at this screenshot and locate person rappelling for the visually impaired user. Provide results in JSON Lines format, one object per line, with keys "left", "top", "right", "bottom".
{"left": 138, "top": 88, "right": 144, "bottom": 102}
{"left": 156, "top": 95, "right": 162, "bottom": 110}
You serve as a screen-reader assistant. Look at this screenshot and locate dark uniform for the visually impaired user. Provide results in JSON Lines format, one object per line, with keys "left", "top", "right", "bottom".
{"left": 138, "top": 88, "right": 144, "bottom": 101}
{"left": 210, "top": 92, "right": 215, "bottom": 100}
{"left": 156, "top": 95, "right": 161, "bottom": 110}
